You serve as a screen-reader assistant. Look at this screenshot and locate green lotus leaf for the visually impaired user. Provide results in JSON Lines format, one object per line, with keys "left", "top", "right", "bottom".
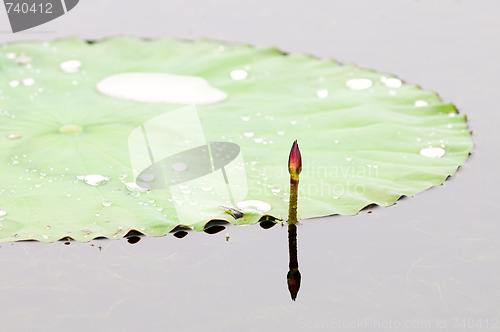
{"left": 0, "top": 37, "right": 473, "bottom": 242}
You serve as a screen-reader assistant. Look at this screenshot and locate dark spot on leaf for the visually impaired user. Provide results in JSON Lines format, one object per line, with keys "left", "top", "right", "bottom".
{"left": 64, "top": 241, "right": 70, "bottom": 245}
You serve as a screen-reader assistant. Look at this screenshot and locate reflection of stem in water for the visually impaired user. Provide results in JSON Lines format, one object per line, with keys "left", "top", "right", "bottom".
{"left": 287, "top": 140, "right": 302, "bottom": 301}
{"left": 287, "top": 223, "right": 301, "bottom": 301}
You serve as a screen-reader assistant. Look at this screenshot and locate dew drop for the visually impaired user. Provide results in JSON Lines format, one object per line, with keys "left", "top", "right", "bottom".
{"left": 0, "top": 209, "right": 6, "bottom": 216}
{"left": 271, "top": 188, "right": 281, "bottom": 194}
{"left": 277, "top": 131, "right": 285, "bottom": 136}
{"left": 202, "top": 186, "right": 212, "bottom": 192}
{"left": 126, "top": 182, "right": 150, "bottom": 192}
{"left": 241, "top": 116, "right": 250, "bottom": 121}
{"left": 420, "top": 147, "right": 446, "bottom": 158}
{"left": 139, "top": 173, "right": 155, "bottom": 182}
{"left": 244, "top": 132, "right": 255, "bottom": 138}
{"left": 316, "top": 89, "right": 328, "bottom": 98}
{"left": 84, "top": 174, "right": 109, "bottom": 186}
{"left": 346, "top": 157, "right": 352, "bottom": 161}
{"left": 381, "top": 76, "right": 402, "bottom": 88}
{"left": 230, "top": 69, "right": 248, "bottom": 80}
{"left": 414, "top": 100, "right": 428, "bottom": 107}
{"left": 6, "top": 52, "right": 16, "bottom": 59}
{"left": 13, "top": 54, "right": 32, "bottom": 65}
{"left": 448, "top": 112, "right": 457, "bottom": 117}
{"left": 345, "top": 78, "right": 372, "bottom": 90}
{"left": 9, "top": 80, "right": 20, "bottom": 88}
{"left": 102, "top": 201, "right": 112, "bottom": 207}
{"left": 254, "top": 138, "right": 263, "bottom": 143}
{"left": 60, "top": 60, "right": 82, "bottom": 73}
{"left": 237, "top": 200, "right": 271, "bottom": 213}
{"left": 22, "top": 78, "right": 35, "bottom": 86}
{"left": 97, "top": 72, "right": 227, "bottom": 104}
{"left": 171, "top": 162, "right": 187, "bottom": 172}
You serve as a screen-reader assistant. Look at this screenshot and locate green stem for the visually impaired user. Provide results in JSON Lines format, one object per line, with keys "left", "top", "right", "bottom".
{"left": 288, "top": 177, "right": 299, "bottom": 225}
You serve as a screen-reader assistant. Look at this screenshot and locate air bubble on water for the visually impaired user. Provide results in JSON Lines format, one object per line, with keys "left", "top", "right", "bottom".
{"left": 230, "top": 69, "right": 248, "bottom": 80}
{"left": 244, "top": 132, "right": 254, "bottom": 138}
{"left": 419, "top": 147, "right": 446, "bottom": 158}
{"left": 345, "top": 78, "right": 372, "bottom": 90}
{"left": 172, "top": 162, "right": 187, "bottom": 172}
{"left": 237, "top": 200, "right": 271, "bottom": 213}
{"left": 102, "top": 201, "right": 112, "bottom": 207}
{"left": 414, "top": 100, "right": 428, "bottom": 107}
{"left": 139, "top": 173, "right": 155, "bottom": 182}
{"left": 83, "top": 174, "right": 109, "bottom": 186}
{"left": 60, "top": 60, "right": 82, "bottom": 73}
{"left": 9, "top": 80, "right": 19, "bottom": 88}
{"left": 381, "top": 76, "right": 402, "bottom": 88}
{"left": 316, "top": 89, "right": 328, "bottom": 98}
{"left": 22, "top": 78, "right": 35, "bottom": 86}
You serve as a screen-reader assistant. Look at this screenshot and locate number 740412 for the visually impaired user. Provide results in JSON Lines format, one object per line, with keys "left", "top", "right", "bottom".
{"left": 5, "top": 2, "right": 53, "bottom": 14}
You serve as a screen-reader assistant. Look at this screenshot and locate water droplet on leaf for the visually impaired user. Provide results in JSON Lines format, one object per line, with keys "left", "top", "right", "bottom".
{"left": 84, "top": 174, "right": 109, "bottom": 186}
{"left": 420, "top": 147, "right": 446, "bottom": 158}
{"left": 237, "top": 200, "right": 271, "bottom": 213}
{"left": 316, "top": 89, "right": 328, "bottom": 98}
{"left": 414, "top": 100, "right": 428, "bottom": 107}
{"left": 345, "top": 78, "right": 372, "bottom": 90}
{"left": 171, "top": 162, "right": 187, "bottom": 172}
{"left": 230, "top": 69, "right": 248, "bottom": 80}
{"left": 60, "top": 60, "right": 82, "bottom": 73}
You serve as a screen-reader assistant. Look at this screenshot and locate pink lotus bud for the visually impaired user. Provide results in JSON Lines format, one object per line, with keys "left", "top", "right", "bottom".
{"left": 288, "top": 140, "right": 302, "bottom": 178}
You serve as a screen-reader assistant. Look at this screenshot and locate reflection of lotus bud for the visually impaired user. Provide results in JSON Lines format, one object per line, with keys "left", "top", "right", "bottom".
{"left": 287, "top": 268, "right": 301, "bottom": 301}
{"left": 288, "top": 140, "right": 302, "bottom": 179}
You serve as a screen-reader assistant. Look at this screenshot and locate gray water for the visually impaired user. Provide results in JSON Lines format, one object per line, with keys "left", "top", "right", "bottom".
{"left": 1, "top": 1, "right": 499, "bottom": 331}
